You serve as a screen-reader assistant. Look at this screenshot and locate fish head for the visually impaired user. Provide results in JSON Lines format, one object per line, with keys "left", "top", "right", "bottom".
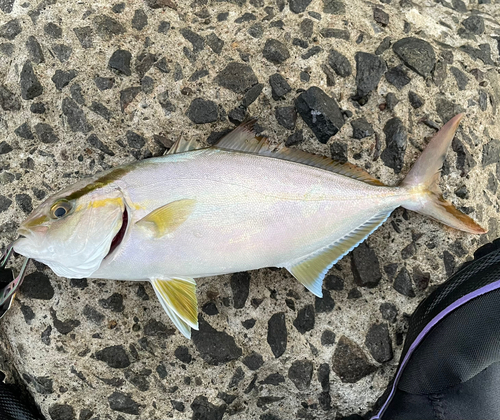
{"left": 13, "top": 176, "right": 127, "bottom": 278}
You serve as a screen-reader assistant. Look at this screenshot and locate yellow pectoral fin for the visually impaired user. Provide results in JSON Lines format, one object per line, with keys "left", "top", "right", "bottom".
{"left": 151, "top": 278, "right": 198, "bottom": 338}
{"left": 136, "top": 199, "right": 196, "bottom": 238}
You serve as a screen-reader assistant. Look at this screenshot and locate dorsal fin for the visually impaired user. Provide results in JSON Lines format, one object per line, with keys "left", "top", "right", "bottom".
{"left": 214, "top": 119, "right": 385, "bottom": 186}
{"left": 167, "top": 136, "right": 202, "bottom": 155}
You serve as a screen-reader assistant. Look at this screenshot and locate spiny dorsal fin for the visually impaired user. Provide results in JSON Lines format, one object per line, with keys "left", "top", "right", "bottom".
{"left": 167, "top": 136, "right": 202, "bottom": 155}
{"left": 151, "top": 277, "right": 198, "bottom": 339}
{"left": 136, "top": 199, "right": 196, "bottom": 238}
{"left": 285, "top": 211, "right": 392, "bottom": 296}
{"left": 214, "top": 119, "right": 385, "bottom": 187}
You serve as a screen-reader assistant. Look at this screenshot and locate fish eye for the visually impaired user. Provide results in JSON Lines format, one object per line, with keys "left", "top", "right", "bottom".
{"left": 50, "top": 201, "right": 73, "bottom": 219}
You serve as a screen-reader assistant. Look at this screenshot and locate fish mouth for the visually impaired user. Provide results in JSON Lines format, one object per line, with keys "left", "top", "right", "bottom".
{"left": 105, "top": 207, "right": 128, "bottom": 259}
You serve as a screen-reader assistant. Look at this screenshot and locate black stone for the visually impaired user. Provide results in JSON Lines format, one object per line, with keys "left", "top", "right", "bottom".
{"left": 30, "top": 103, "right": 45, "bottom": 114}
{"left": 95, "top": 345, "right": 130, "bottom": 368}
{"left": 228, "top": 106, "right": 247, "bottom": 124}
{"left": 408, "top": 91, "right": 424, "bottom": 109}
{"left": 73, "top": 26, "right": 93, "bottom": 49}
{"left": 267, "top": 312, "right": 287, "bottom": 358}
{"left": 300, "top": 71, "right": 310, "bottom": 82}
{"left": 0, "top": 19, "right": 21, "bottom": 40}
{"left": 263, "top": 39, "right": 290, "bottom": 64}
{"left": 462, "top": 15, "right": 484, "bottom": 34}
{"left": 109, "top": 49, "right": 132, "bottom": 76}
{"left": 365, "top": 323, "right": 393, "bottom": 363}
{"left": 124, "top": 369, "right": 151, "bottom": 392}
{"left": 70, "top": 84, "right": 85, "bottom": 105}
{"left": 385, "top": 92, "right": 398, "bottom": 111}
{"left": 20, "top": 61, "right": 43, "bottom": 100}
{"left": 21, "top": 271, "right": 54, "bottom": 300}
{"left": 0, "top": 0, "right": 15, "bottom": 13}
{"left": 300, "top": 18, "right": 314, "bottom": 38}
{"left": 188, "top": 69, "right": 209, "bottom": 83}
{"left": 141, "top": 76, "right": 154, "bottom": 94}
{"left": 324, "top": 275, "right": 344, "bottom": 290}
{"left": 108, "top": 392, "right": 140, "bottom": 415}
{"left": 331, "top": 143, "right": 346, "bottom": 162}
{"left": 332, "top": 335, "right": 376, "bottom": 383}
{"left": 289, "top": 0, "right": 312, "bottom": 13}
{"left": 323, "top": 0, "right": 345, "bottom": 14}
{"left": 34, "top": 123, "right": 59, "bottom": 144}
{"left": 25, "top": 36, "right": 44, "bottom": 64}
{"left": 206, "top": 33, "right": 224, "bottom": 54}
{"left": 20, "top": 304, "right": 35, "bottom": 324}
{"left": 275, "top": 106, "right": 296, "bottom": 130}
{"left": 48, "top": 404, "right": 75, "bottom": 420}
{"left": 320, "top": 28, "right": 349, "bottom": 40}
{"left": 393, "top": 37, "right": 436, "bottom": 77}
{"left": 293, "top": 304, "right": 315, "bottom": 334}
{"left": 380, "top": 302, "right": 398, "bottom": 323}
{"left": 125, "top": 130, "right": 145, "bottom": 149}
{"left": 155, "top": 57, "right": 170, "bottom": 74}
{"left": 242, "top": 318, "right": 256, "bottom": 329}
{"left": 285, "top": 130, "right": 304, "bottom": 147}
{"left": 351, "top": 242, "right": 382, "bottom": 288}
{"left": 14, "top": 122, "right": 33, "bottom": 140}
{"left": 132, "top": 9, "right": 148, "bottom": 30}
{"left": 15, "top": 194, "right": 32, "bottom": 214}
{"left": 191, "top": 396, "right": 226, "bottom": 420}
{"left": 51, "top": 70, "right": 77, "bottom": 91}
{"left": 351, "top": 118, "right": 374, "bottom": 139}
{"left": 260, "top": 373, "right": 285, "bottom": 386}
{"left": 355, "top": 52, "right": 387, "bottom": 98}
{"left": 0, "top": 85, "right": 20, "bottom": 111}
{"left": 62, "top": 97, "right": 92, "bottom": 133}
{"left": 385, "top": 65, "right": 411, "bottom": 89}
{"left": 482, "top": 139, "right": 500, "bottom": 167}
{"left": 450, "top": 66, "right": 469, "bottom": 91}
{"left": 120, "top": 86, "right": 141, "bottom": 111}
{"left": 44, "top": 22, "right": 62, "bottom": 38}
{"left": 347, "top": 288, "right": 362, "bottom": 299}
{"left": 187, "top": 98, "right": 218, "bottom": 124}
{"left": 180, "top": 28, "right": 204, "bottom": 53}
{"left": 295, "top": 86, "right": 344, "bottom": 144}
{"left": 89, "top": 102, "right": 112, "bottom": 122}
{"left": 443, "top": 250, "right": 456, "bottom": 277}
{"left": 50, "top": 308, "right": 80, "bottom": 335}
{"left": 98, "top": 293, "right": 124, "bottom": 312}
{"left": 321, "top": 330, "right": 336, "bottom": 346}
{"left": 293, "top": 38, "right": 308, "bottom": 49}
{"left": 375, "top": 36, "right": 391, "bottom": 55}
{"left": 93, "top": 15, "right": 126, "bottom": 40}
{"left": 381, "top": 117, "right": 407, "bottom": 173}
{"left": 435, "top": 98, "right": 464, "bottom": 125}
{"left": 215, "top": 62, "right": 258, "bottom": 94}
{"left": 393, "top": 267, "right": 415, "bottom": 297}
{"left": 269, "top": 73, "right": 291, "bottom": 100}
{"left": 228, "top": 366, "right": 245, "bottom": 388}
{"left": 301, "top": 46, "right": 322, "bottom": 60}
{"left": 235, "top": 12, "right": 256, "bottom": 23}
{"left": 315, "top": 290, "right": 335, "bottom": 313}
{"left": 230, "top": 271, "right": 250, "bottom": 309}
{"left": 327, "top": 49, "right": 352, "bottom": 78}
{"left": 242, "top": 352, "right": 264, "bottom": 370}
{"left": 242, "top": 83, "right": 263, "bottom": 108}
{"left": 202, "top": 301, "right": 218, "bottom": 315}
{"left": 373, "top": 7, "right": 389, "bottom": 26}
{"left": 288, "top": 359, "right": 313, "bottom": 390}
{"left": 51, "top": 44, "right": 72, "bottom": 62}
{"left": 174, "top": 345, "right": 192, "bottom": 364}
{"left": 192, "top": 317, "right": 242, "bottom": 365}
{"left": 171, "top": 400, "right": 185, "bottom": 412}
{"left": 95, "top": 77, "right": 115, "bottom": 91}
{"left": 32, "top": 375, "right": 53, "bottom": 394}
{"left": 0, "top": 195, "right": 12, "bottom": 212}
{"left": 143, "top": 319, "right": 175, "bottom": 337}
{"left": 83, "top": 305, "right": 105, "bottom": 324}
{"left": 156, "top": 21, "right": 170, "bottom": 34}
{"left": 452, "top": 137, "right": 475, "bottom": 176}
{"left": 478, "top": 90, "right": 488, "bottom": 112}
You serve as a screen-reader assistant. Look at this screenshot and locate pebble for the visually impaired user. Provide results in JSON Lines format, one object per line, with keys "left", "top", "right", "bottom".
{"left": 73, "top": 26, "right": 93, "bottom": 49}
{"left": 108, "top": 49, "right": 132, "bottom": 76}
{"left": 393, "top": 37, "right": 436, "bottom": 77}
{"left": 187, "top": 98, "right": 218, "bottom": 124}
{"left": 301, "top": 46, "right": 322, "bottom": 60}
{"left": 365, "top": 323, "right": 393, "bottom": 363}
{"left": 314, "top": 290, "right": 335, "bottom": 313}
{"left": 375, "top": 36, "right": 391, "bottom": 55}
{"left": 260, "top": 373, "right": 285, "bottom": 385}
{"left": 452, "top": 138, "right": 475, "bottom": 175}
{"left": 30, "top": 102, "right": 45, "bottom": 114}
{"left": 0, "top": 195, "right": 12, "bottom": 212}
{"left": 351, "top": 118, "right": 374, "bottom": 139}
{"left": 132, "top": 9, "right": 148, "bottom": 30}
{"left": 482, "top": 139, "right": 500, "bottom": 166}
{"left": 263, "top": 39, "right": 290, "bottom": 64}
{"left": 120, "top": 86, "right": 141, "bottom": 111}
{"left": 98, "top": 293, "right": 124, "bottom": 312}
{"left": 285, "top": 130, "right": 304, "bottom": 147}
{"left": 51, "top": 70, "right": 77, "bottom": 91}
{"left": 293, "top": 304, "right": 315, "bottom": 333}
{"left": 267, "top": 312, "right": 287, "bottom": 358}
{"left": 355, "top": 52, "right": 387, "bottom": 98}
{"left": 215, "top": 62, "right": 258, "bottom": 94}
{"left": 300, "top": 18, "right": 314, "bottom": 38}
{"left": 327, "top": 49, "right": 352, "bottom": 77}
{"left": 330, "top": 142, "right": 347, "bottom": 163}
{"left": 108, "top": 392, "right": 140, "bottom": 415}
{"left": 408, "top": 91, "right": 424, "bottom": 109}
{"left": 393, "top": 267, "right": 415, "bottom": 297}
{"left": 135, "top": 52, "right": 157, "bottom": 79}
{"left": 93, "top": 15, "right": 126, "bottom": 40}
{"left": 95, "top": 345, "right": 130, "bottom": 369}
{"left": 230, "top": 272, "right": 250, "bottom": 309}
{"left": 191, "top": 317, "right": 242, "bottom": 365}
{"left": 450, "top": 66, "right": 469, "bottom": 91}
{"left": 48, "top": 405, "right": 75, "bottom": 420}
{"left": 321, "top": 330, "right": 336, "bottom": 346}
{"left": 235, "top": 12, "right": 256, "bottom": 23}
{"left": 0, "top": 19, "right": 21, "bottom": 40}
{"left": 269, "top": 73, "right": 291, "bottom": 100}
{"left": 52, "top": 44, "right": 72, "bottom": 62}
{"left": 0, "top": 0, "right": 14, "bottom": 13}
{"left": 62, "top": 97, "right": 92, "bottom": 133}
{"left": 288, "top": 359, "right": 313, "bottom": 390}
{"left": 15, "top": 122, "right": 34, "bottom": 139}
{"left": 323, "top": 0, "right": 345, "bottom": 14}
{"left": 0, "top": 85, "right": 20, "bottom": 111}
{"left": 275, "top": 106, "right": 296, "bottom": 130}
{"left": 295, "top": 86, "right": 344, "bottom": 144}
{"left": 373, "top": 7, "right": 389, "bottom": 26}
{"left": 247, "top": 23, "right": 263, "bottom": 39}
{"left": 126, "top": 131, "right": 146, "bottom": 149}
{"left": 385, "top": 65, "right": 410, "bottom": 89}
{"left": 34, "top": 123, "right": 59, "bottom": 144}
{"left": 25, "top": 36, "right": 44, "bottom": 63}
{"left": 379, "top": 302, "right": 398, "bottom": 323}
{"left": 462, "top": 15, "right": 484, "bottom": 34}
{"left": 44, "top": 22, "right": 62, "bottom": 38}
{"left": 332, "top": 336, "right": 376, "bottom": 383}
{"left": 174, "top": 346, "right": 192, "bottom": 364}
{"left": 351, "top": 242, "right": 382, "bottom": 288}
{"left": 242, "top": 352, "right": 264, "bottom": 370}
{"left": 290, "top": 0, "right": 312, "bottom": 13}
{"left": 15, "top": 194, "right": 32, "bottom": 214}
{"left": 180, "top": 28, "right": 204, "bottom": 53}
{"left": 191, "top": 396, "right": 226, "bottom": 420}
{"left": 381, "top": 117, "right": 407, "bottom": 174}
{"left": 242, "top": 83, "right": 263, "bottom": 107}
{"left": 20, "top": 61, "right": 43, "bottom": 100}
{"left": 320, "top": 28, "right": 349, "bottom": 40}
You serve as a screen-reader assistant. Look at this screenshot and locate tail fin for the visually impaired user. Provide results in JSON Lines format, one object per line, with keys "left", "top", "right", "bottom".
{"left": 401, "top": 114, "right": 486, "bottom": 234}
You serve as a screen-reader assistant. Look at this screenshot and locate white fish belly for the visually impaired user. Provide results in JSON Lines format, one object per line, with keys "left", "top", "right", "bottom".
{"left": 93, "top": 149, "right": 408, "bottom": 280}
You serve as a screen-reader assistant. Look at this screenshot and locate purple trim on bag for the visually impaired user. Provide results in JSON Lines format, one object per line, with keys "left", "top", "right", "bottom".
{"left": 371, "top": 278, "right": 500, "bottom": 420}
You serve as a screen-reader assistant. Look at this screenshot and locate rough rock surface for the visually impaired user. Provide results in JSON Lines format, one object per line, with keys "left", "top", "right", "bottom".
{"left": 0, "top": 1, "right": 499, "bottom": 419}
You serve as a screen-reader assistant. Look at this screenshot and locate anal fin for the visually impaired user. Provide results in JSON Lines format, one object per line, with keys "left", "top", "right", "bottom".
{"left": 151, "top": 278, "right": 199, "bottom": 339}
{"left": 286, "top": 211, "right": 392, "bottom": 297}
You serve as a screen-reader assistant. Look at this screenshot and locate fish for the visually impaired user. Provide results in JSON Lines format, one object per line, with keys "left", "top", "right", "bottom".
{"left": 11, "top": 114, "right": 486, "bottom": 338}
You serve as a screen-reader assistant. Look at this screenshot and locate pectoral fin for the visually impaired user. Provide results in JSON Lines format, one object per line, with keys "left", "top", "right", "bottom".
{"left": 285, "top": 211, "right": 392, "bottom": 297}
{"left": 151, "top": 278, "right": 198, "bottom": 339}
{"left": 136, "top": 199, "right": 196, "bottom": 238}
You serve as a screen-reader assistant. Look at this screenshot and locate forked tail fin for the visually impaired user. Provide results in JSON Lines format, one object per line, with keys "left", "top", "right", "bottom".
{"left": 401, "top": 114, "right": 486, "bottom": 234}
